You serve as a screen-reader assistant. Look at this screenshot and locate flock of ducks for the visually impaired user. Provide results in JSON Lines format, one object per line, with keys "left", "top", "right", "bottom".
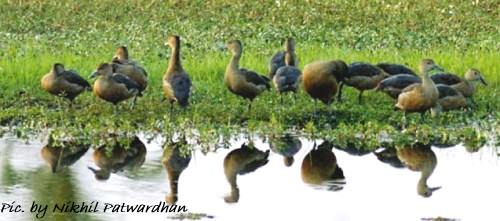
{"left": 41, "top": 36, "right": 488, "bottom": 123}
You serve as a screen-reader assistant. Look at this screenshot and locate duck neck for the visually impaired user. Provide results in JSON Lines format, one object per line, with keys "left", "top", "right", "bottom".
{"left": 417, "top": 159, "right": 436, "bottom": 194}
{"left": 227, "top": 51, "right": 241, "bottom": 73}
{"left": 168, "top": 171, "right": 180, "bottom": 195}
{"left": 285, "top": 51, "right": 296, "bottom": 67}
{"left": 167, "top": 43, "right": 183, "bottom": 74}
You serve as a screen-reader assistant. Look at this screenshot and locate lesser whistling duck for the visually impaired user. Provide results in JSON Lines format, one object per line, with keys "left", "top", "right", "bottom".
{"left": 41, "top": 63, "right": 91, "bottom": 104}
{"left": 302, "top": 60, "right": 348, "bottom": 112}
{"left": 395, "top": 59, "right": 439, "bottom": 123}
{"left": 88, "top": 135, "right": 146, "bottom": 181}
{"left": 163, "top": 35, "right": 192, "bottom": 110}
{"left": 268, "top": 37, "right": 299, "bottom": 79}
{"left": 431, "top": 69, "right": 487, "bottom": 102}
{"left": 223, "top": 142, "right": 269, "bottom": 203}
{"left": 269, "top": 134, "right": 302, "bottom": 167}
{"left": 225, "top": 40, "right": 270, "bottom": 111}
{"left": 338, "top": 62, "right": 389, "bottom": 103}
{"left": 396, "top": 142, "right": 440, "bottom": 197}
{"left": 41, "top": 138, "right": 90, "bottom": 173}
{"left": 90, "top": 63, "right": 141, "bottom": 110}
{"left": 376, "top": 63, "right": 417, "bottom": 76}
{"left": 111, "top": 46, "right": 148, "bottom": 94}
{"left": 375, "top": 74, "right": 421, "bottom": 99}
{"left": 301, "top": 141, "right": 345, "bottom": 191}
{"left": 273, "top": 38, "right": 301, "bottom": 95}
{"left": 162, "top": 138, "right": 191, "bottom": 204}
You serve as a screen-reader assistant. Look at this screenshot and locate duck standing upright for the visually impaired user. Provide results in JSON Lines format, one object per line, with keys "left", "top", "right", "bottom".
{"left": 273, "top": 38, "right": 302, "bottom": 96}
{"left": 395, "top": 59, "right": 439, "bottom": 123}
{"left": 41, "top": 63, "right": 91, "bottom": 105}
{"left": 268, "top": 37, "right": 299, "bottom": 79}
{"left": 111, "top": 46, "right": 148, "bottom": 95}
{"left": 224, "top": 40, "right": 270, "bottom": 111}
{"left": 163, "top": 35, "right": 192, "bottom": 112}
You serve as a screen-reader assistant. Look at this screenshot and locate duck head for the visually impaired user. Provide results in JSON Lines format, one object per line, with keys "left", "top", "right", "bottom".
{"left": 167, "top": 35, "right": 180, "bottom": 49}
{"left": 114, "top": 46, "right": 129, "bottom": 60}
{"left": 465, "top": 68, "right": 487, "bottom": 85}
{"left": 226, "top": 40, "right": 242, "bottom": 56}
{"left": 419, "top": 59, "right": 437, "bottom": 76}
{"left": 90, "top": 63, "right": 113, "bottom": 79}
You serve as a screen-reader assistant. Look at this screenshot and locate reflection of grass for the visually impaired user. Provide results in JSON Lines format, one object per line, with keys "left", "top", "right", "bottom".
{"left": 0, "top": 1, "right": 498, "bottom": 151}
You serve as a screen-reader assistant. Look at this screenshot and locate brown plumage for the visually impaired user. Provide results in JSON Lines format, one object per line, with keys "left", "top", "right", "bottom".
{"left": 432, "top": 69, "right": 487, "bottom": 98}
{"left": 163, "top": 35, "right": 192, "bottom": 108}
{"left": 41, "top": 63, "right": 91, "bottom": 103}
{"left": 225, "top": 40, "right": 270, "bottom": 111}
{"left": 89, "top": 136, "right": 146, "bottom": 181}
{"left": 339, "top": 62, "right": 389, "bottom": 103}
{"left": 435, "top": 84, "right": 467, "bottom": 111}
{"left": 301, "top": 141, "right": 345, "bottom": 191}
{"left": 302, "top": 60, "right": 348, "bottom": 105}
{"left": 397, "top": 142, "right": 440, "bottom": 197}
{"left": 395, "top": 59, "right": 439, "bottom": 122}
{"left": 223, "top": 142, "right": 269, "bottom": 203}
{"left": 90, "top": 63, "right": 140, "bottom": 107}
{"left": 110, "top": 47, "right": 147, "bottom": 93}
{"left": 162, "top": 138, "right": 191, "bottom": 204}
{"left": 41, "top": 138, "right": 89, "bottom": 173}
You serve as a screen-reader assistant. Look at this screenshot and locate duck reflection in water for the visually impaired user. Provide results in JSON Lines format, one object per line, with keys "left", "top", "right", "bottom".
{"left": 162, "top": 138, "right": 191, "bottom": 204}
{"left": 396, "top": 142, "right": 441, "bottom": 197}
{"left": 41, "top": 136, "right": 90, "bottom": 173}
{"left": 88, "top": 135, "right": 146, "bottom": 181}
{"left": 223, "top": 142, "right": 270, "bottom": 203}
{"left": 301, "top": 141, "right": 345, "bottom": 191}
{"left": 269, "top": 134, "right": 301, "bottom": 167}
{"left": 373, "top": 147, "right": 405, "bottom": 169}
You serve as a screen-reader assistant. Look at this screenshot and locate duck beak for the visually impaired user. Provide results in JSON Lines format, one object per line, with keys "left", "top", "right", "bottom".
{"left": 429, "top": 186, "right": 441, "bottom": 192}
{"left": 479, "top": 76, "right": 487, "bottom": 86}
{"left": 89, "top": 71, "right": 98, "bottom": 79}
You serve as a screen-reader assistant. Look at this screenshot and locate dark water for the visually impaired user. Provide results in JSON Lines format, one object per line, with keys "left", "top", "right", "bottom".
{"left": 0, "top": 134, "right": 498, "bottom": 221}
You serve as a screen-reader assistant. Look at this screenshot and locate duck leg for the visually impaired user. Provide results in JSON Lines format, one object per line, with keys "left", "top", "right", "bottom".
{"left": 402, "top": 112, "right": 408, "bottom": 129}
{"left": 358, "top": 90, "right": 364, "bottom": 104}
{"left": 129, "top": 95, "right": 138, "bottom": 109}
{"left": 247, "top": 100, "right": 253, "bottom": 112}
{"left": 337, "top": 82, "right": 344, "bottom": 102}
{"left": 420, "top": 111, "right": 425, "bottom": 123}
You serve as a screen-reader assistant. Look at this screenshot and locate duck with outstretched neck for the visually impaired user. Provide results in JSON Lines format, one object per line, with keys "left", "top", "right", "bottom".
{"left": 162, "top": 138, "right": 191, "bottom": 204}
{"left": 431, "top": 68, "right": 487, "bottom": 104}
{"left": 163, "top": 35, "right": 192, "bottom": 112}
{"left": 223, "top": 142, "right": 269, "bottom": 203}
{"left": 111, "top": 46, "right": 148, "bottom": 95}
{"left": 396, "top": 142, "right": 440, "bottom": 197}
{"left": 224, "top": 40, "right": 270, "bottom": 112}
{"left": 273, "top": 38, "right": 302, "bottom": 96}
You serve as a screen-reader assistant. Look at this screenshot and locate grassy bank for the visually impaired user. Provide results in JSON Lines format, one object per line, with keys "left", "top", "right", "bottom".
{"left": 0, "top": 1, "right": 498, "bottom": 150}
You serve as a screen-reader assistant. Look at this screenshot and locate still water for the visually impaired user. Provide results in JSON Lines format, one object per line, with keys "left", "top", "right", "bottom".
{"left": 0, "top": 134, "right": 499, "bottom": 221}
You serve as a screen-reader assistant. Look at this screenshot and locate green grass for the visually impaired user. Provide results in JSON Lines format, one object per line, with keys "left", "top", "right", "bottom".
{"left": 0, "top": 0, "right": 498, "bottom": 150}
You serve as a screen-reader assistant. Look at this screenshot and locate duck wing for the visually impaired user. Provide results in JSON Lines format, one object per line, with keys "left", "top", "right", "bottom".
{"left": 268, "top": 51, "right": 285, "bottom": 78}
{"left": 112, "top": 73, "right": 141, "bottom": 91}
{"left": 62, "top": 70, "right": 91, "bottom": 89}
{"left": 241, "top": 68, "right": 271, "bottom": 89}
{"left": 431, "top": 73, "right": 461, "bottom": 85}
{"left": 376, "top": 63, "right": 417, "bottom": 76}
{"left": 347, "top": 62, "right": 382, "bottom": 77}
{"left": 169, "top": 74, "right": 192, "bottom": 107}
{"left": 380, "top": 74, "right": 421, "bottom": 89}
{"left": 436, "top": 84, "right": 460, "bottom": 98}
